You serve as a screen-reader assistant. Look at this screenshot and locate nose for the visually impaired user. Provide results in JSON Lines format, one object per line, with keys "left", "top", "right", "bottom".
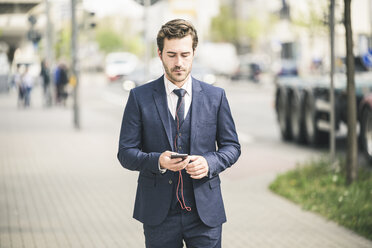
{"left": 175, "top": 55, "right": 182, "bottom": 67}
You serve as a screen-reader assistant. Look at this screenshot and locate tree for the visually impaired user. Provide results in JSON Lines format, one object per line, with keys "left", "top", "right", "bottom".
{"left": 210, "top": 4, "right": 267, "bottom": 52}
{"left": 94, "top": 17, "right": 144, "bottom": 56}
{"left": 344, "top": 0, "right": 358, "bottom": 184}
{"left": 210, "top": 5, "right": 238, "bottom": 44}
{"left": 55, "top": 25, "right": 71, "bottom": 60}
{"left": 96, "top": 29, "right": 124, "bottom": 54}
{"left": 292, "top": 0, "right": 328, "bottom": 37}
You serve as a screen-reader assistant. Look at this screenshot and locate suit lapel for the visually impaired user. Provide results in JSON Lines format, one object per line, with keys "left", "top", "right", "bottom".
{"left": 153, "top": 77, "right": 174, "bottom": 151}
{"left": 190, "top": 78, "right": 203, "bottom": 154}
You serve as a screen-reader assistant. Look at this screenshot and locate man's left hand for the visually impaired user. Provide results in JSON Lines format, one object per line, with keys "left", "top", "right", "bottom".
{"left": 186, "top": 155, "right": 209, "bottom": 179}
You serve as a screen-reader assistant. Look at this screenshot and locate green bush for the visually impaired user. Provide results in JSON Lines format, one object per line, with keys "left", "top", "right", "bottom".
{"left": 269, "top": 157, "right": 372, "bottom": 240}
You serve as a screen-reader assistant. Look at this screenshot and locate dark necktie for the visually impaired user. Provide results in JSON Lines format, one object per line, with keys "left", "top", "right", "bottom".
{"left": 173, "top": 89, "right": 186, "bottom": 127}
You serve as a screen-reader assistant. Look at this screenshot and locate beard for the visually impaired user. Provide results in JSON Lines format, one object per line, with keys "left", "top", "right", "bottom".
{"left": 162, "top": 62, "right": 192, "bottom": 84}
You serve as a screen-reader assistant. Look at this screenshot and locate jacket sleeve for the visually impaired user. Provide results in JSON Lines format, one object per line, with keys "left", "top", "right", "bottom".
{"left": 203, "top": 89, "right": 241, "bottom": 178}
{"left": 117, "top": 89, "right": 161, "bottom": 174}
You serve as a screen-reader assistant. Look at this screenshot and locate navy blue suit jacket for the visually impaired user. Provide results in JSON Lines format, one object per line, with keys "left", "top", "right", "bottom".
{"left": 117, "top": 76, "right": 240, "bottom": 227}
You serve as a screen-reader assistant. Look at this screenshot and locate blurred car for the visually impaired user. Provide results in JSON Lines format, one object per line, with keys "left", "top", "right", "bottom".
{"left": 197, "top": 42, "right": 239, "bottom": 76}
{"left": 105, "top": 52, "right": 138, "bottom": 82}
{"left": 191, "top": 62, "right": 216, "bottom": 85}
{"left": 276, "top": 59, "right": 298, "bottom": 77}
{"left": 121, "top": 64, "right": 147, "bottom": 91}
{"left": 121, "top": 58, "right": 163, "bottom": 91}
{"left": 231, "top": 60, "right": 261, "bottom": 83}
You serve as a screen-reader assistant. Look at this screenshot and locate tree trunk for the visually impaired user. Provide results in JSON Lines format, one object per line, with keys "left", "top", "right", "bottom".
{"left": 329, "top": 0, "right": 336, "bottom": 164}
{"left": 344, "top": 0, "right": 358, "bottom": 184}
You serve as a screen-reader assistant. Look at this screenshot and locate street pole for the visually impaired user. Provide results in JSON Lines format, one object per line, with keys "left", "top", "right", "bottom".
{"left": 71, "top": 0, "right": 80, "bottom": 129}
{"left": 329, "top": 0, "right": 336, "bottom": 165}
{"left": 370, "top": 0, "right": 372, "bottom": 47}
{"left": 45, "top": 0, "right": 52, "bottom": 65}
{"left": 45, "top": 0, "right": 53, "bottom": 106}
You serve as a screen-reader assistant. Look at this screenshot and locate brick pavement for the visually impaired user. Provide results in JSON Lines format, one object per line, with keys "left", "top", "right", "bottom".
{"left": 0, "top": 76, "right": 371, "bottom": 248}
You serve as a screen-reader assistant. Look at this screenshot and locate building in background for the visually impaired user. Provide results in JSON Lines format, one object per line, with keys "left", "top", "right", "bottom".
{"left": 2, "top": 0, "right": 372, "bottom": 79}
{"left": 268, "top": 0, "right": 372, "bottom": 76}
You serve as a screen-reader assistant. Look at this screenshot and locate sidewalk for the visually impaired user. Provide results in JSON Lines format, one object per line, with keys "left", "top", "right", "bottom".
{"left": 0, "top": 77, "right": 371, "bottom": 248}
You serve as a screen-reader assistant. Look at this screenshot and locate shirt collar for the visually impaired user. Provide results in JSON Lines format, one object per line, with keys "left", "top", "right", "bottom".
{"left": 164, "top": 75, "right": 192, "bottom": 96}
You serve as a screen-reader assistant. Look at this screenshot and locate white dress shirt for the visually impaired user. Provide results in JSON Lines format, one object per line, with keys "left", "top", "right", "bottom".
{"left": 164, "top": 75, "right": 192, "bottom": 120}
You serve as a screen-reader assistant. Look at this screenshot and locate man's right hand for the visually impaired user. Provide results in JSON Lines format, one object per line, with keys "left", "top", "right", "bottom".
{"left": 159, "top": 151, "right": 190, "bottom": 172}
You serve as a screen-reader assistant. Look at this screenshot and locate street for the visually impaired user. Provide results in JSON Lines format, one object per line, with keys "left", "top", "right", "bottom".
{"left": 0, "top": 72, "right": 371, "bottom": 248}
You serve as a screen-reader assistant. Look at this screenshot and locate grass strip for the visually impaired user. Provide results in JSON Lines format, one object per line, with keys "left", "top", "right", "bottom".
{"left": 269, "top": 157, "right": 372, "bottom": 240}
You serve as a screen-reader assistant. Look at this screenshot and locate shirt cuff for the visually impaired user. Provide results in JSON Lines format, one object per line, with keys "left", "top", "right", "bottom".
{"left": 158, "top": 162, "right": 167, "bottom": 174}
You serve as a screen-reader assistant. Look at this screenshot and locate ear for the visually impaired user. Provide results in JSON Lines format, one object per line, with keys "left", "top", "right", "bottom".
{"left": 157, "top": 49, "right": 162, "bottom": 59}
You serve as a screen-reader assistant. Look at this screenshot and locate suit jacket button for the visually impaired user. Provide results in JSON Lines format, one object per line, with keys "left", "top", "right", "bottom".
{"left": 169, "top": 180, "right": 173, "bottom": 184}
{"left": 212, "top": 172, "right": 217, "bottom": 177}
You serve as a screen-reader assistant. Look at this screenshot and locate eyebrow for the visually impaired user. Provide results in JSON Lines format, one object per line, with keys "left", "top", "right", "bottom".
{"left": 166, "top": 51, "right": 191, "bottom": 55}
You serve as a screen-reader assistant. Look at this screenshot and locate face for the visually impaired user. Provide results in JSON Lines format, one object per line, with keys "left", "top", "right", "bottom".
{"left": 158, "top": 35, "right": 194, "bottom": 87}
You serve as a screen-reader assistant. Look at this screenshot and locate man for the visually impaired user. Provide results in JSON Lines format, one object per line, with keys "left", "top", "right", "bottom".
{"left": 54, "top": 63, "right": 68, "bottom": 105}
{"left": 22, "top": 66, "right": 34, "bottom": 107}
{"left": 117, "top": 19, "right": 240, "bottom": 248}
{"left": 40, "top": 59, "right": 52, "bottom": 106}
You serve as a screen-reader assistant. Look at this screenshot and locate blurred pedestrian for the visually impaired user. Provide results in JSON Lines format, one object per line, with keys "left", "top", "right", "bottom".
{"left": 13, "top": 64, "right": 24, "bottom": 107}
{"left": 22, "top": 66, "right": 34, "bottom": 107}
{"left": 54, "top": 63, "right": 68, "bottom": 105}
{"left": 10, "top": 64, "right": 20, "bottom": 90}
{"left": 40, "top": 59, "right": 52, "bottom": 106}
{"left": 117, "top": 19, "right": 240, "bottom": 248}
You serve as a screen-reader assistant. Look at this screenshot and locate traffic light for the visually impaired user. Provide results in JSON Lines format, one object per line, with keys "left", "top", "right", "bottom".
{"left": 86, "top": 11, "right": 96, "bottom": 29}
{"left": 27, "top": 30, "right": 42, "bottom": 44}
{"left": 27, "top": 14, "right": 42, "bottom": 44}
{"left": 28, "top": 15, "right": 37, "bottom": 26}
{"left": 89, "top": 12, "right": 96, "bottom": 28}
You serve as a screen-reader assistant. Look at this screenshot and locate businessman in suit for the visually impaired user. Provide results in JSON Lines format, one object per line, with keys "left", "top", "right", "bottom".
{"left": 117, "top": 19, "right": 240, "bottom": 248}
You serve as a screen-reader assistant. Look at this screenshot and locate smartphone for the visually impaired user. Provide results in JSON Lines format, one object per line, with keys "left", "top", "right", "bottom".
{"left": 170, "top": 154, "right": 188, "bottom": 159}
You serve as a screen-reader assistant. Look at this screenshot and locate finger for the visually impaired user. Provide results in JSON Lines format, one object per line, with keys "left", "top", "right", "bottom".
{"left": 169, "top": 164, "right": 185, "bottom": 172}
{"left": 187, "top": 165, "right": 207, "bottom": 176}
{"left": 193, "top": 166, "right": 208, "bottom": 176}
{"left": 190, "top": 171, "right": 207, "bottom": 179}
{"left": 179, "top": 158, "right": 191, "bottom": 169}
{"left": 188, "top": 155, "right": 199, "bottom": 162}
{"left": 170, "top": 157, "right": 184, "bottom": 164}
{"left": 172, "top": 158, "right": 189, "bottom": 171}
{"left": 186, "top": 163, "right": 201, "bottom": 173}
{"left": 187, "top": 157, "right": 201, "bottom": 166}
{"left": 186, "top": 161, "right": 203, "bottom": 171}
{"left": 164, "top": 150, "right": 174, "bottom": 156}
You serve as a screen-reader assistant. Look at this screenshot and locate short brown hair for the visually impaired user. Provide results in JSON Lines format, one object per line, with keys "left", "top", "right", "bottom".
{"left": 157, "top": 19, "right": 198, "bottom": 53}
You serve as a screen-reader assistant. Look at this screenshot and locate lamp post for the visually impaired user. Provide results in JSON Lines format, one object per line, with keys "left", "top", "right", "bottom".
{"left": 71, "top": 0, "right": 80, "bottom": 129}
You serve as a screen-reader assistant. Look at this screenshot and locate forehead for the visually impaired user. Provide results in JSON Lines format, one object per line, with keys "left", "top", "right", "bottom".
{"left": 163, "top": 35, "right": 193, "bottom": 53}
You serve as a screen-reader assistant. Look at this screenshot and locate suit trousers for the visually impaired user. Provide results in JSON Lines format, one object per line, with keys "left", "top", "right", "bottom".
{"left": 143, "top": 207, "right": 222, "bottom": 248}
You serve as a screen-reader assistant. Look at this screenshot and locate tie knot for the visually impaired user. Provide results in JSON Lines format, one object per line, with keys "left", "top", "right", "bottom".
{"left": 173, "top": 89, "right": 186, "bottom": 98}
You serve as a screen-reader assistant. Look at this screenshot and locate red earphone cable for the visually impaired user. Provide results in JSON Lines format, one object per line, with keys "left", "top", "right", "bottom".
{"left": 174, "top": 96, "right": 191, "bottom": 211}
